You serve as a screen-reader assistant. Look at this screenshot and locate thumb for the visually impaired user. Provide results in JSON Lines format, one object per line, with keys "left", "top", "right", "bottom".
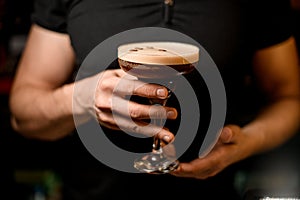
{"left": 219, "top": 125, "right": 240, "bottom": 144}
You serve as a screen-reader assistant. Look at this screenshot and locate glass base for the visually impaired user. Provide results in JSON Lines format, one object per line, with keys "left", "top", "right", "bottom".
{"left": 134, "top": 151, "right": 179, "bottom": 174}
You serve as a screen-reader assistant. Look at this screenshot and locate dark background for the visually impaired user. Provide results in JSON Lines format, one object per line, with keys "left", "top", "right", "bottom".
{"left": 0, "top": 0, "right": 299, "bottom": 199}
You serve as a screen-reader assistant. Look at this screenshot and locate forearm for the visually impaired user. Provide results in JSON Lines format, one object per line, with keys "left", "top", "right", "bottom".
{"left": 10, "top": 83, "right": 76, "bottom": 140}
{"left": 242, "top": 97, "right": 300, "bottom": 156}
{"left": 244, "top": 36, "right": 300, "bottom": 156}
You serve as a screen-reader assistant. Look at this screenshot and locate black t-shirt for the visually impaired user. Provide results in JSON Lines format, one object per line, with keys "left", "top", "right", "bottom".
{"left": 29, "top": 0, "right": 292, "bottom": 199}
{"left": 31, "top": 0, "right": 293, "bottom": 123}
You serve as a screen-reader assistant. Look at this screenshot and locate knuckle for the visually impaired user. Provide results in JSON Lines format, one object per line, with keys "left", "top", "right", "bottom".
{"left": 129, "top": 108, "right": 141, "bottom": 118}
{"left": 94, "top": 99, "right": 102, "bottom": 108}
{"left": 115, "top": 79, "right": 136, "bottom": 95}
{"left": 99, "top": 114, "right": 115, "bottom": 126}
{"left": 157, "top": 130, "right": 172, "bottom": 141}
{"left": 96, "top": 112, "right": 108, "bottom": 123}
{"left": 131, "top": 124, "right": 140, "bottom": 133}
{"left": 98, "top": 78, "right": 111, "bottom": 91}
{"left": 127, "top": 80, "right": 136, "bottom": 94}
{"left": 119, "top": 79, "right": 136, "bottom": 95}
{"left": 98, "top": 115, "right": 108, "bottom": 123}
{"left": 150, "top": 107, "right": 166, "bottom": 119}
{"left": 145, "top": 86, "right": 156, "bottom": 97}
{"left": 136, "top": 84, "right": 156, "bottom": 97}
{"left": 95, "top": 98, "right": 108, "bottom": 109}
{"left": 127, "top": 123, "right": 146, "bottom": 135}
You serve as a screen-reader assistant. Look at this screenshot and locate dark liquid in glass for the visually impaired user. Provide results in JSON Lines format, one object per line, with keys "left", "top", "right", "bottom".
{"left": 117, "top": 41, "right": 199, "bottom": 173}
{"left": 118, "top": 58, "right": 196, "bottom": 80}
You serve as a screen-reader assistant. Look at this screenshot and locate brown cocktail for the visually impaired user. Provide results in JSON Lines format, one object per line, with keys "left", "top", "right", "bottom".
{"left": 118, "top": 42, "right": 199, "bottom": 173}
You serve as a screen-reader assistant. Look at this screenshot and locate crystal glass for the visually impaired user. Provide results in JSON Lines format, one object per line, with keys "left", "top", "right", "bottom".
{"left": 118, "top": 42, "right": 199, "bottom": 173}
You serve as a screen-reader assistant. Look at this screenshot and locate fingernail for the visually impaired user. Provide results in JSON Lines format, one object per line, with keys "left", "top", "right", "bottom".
{"left": 162, "top": 135, "right": 171, "bottom": 143}
{"left": 167, "top": 111, "right": 176, "bottom": 118}
{"left": 157, "top": 88, "right": 167, "bottom": 98}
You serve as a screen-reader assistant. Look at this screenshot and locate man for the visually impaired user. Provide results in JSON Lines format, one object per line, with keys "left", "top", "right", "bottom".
{"left": 9, "top": 0, "right": 300, "bottom": 199}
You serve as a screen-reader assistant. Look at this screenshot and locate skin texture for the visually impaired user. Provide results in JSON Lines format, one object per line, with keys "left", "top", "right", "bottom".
{"left": 9, "top": 24, "right": 300, "bottom": 179}
{"left": 171, "top": 37, "right": 300, "bottom": 179}
{"left": 9, "top": 24, "right": 177, "bottom": 141}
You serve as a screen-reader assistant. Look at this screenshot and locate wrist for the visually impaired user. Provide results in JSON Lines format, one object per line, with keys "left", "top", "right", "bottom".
{"left": 72, "top": 75, "right": 100, "bottom": 125}
{"left": 241, "top": 122, "right": 266, "bottom": 156}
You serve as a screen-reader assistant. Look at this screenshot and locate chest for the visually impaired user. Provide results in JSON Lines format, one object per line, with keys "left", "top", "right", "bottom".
{"left": 66, "top": 0, "right": 248, "bottom": 69}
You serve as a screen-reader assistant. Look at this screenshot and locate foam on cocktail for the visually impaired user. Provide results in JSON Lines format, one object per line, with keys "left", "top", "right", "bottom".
{"left": 118, "top": 42, "right": 199, "bottom": 65}
{"left": 118, "top": 42, "right": 199, "bottom": 79}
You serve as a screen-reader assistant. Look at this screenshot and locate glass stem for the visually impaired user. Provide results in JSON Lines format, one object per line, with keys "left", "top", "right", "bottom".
{"left": 153, "top": 118, "right": 164, "bottom": 152}
{"left": 151, "top": 80, "right": 174, "bottom": 153}
{"left": 151, "top": 101, "right": 167, "bottom": 152}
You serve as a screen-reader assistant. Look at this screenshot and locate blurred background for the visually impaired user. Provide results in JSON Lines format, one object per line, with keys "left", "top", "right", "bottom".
{"left": 0, "top": 0, "right": 63, "bottom": 199}
{"left": 0, "top": 0, "right": 299, "bottom": 199}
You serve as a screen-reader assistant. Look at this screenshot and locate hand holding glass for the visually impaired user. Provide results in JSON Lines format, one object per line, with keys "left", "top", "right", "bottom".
{"left": 118, "top": 42, "right": 199, "bottom": 173}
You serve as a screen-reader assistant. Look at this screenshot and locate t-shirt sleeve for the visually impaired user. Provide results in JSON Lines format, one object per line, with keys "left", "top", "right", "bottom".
{"left": 31, "top": 0, "right": 68, "bottom": 33}
{"left": 247, "top": 0, "right": 293, "bottom": 50}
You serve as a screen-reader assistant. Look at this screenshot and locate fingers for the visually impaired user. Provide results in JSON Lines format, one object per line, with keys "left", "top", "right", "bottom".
{"left": 99, "top": 70, "right": 169, "bottom": 99}
{"left": 111, "top": 96, "right": 177, "bottom": 120}
{"left": 219, "top": 125, "right": 240, "bottom": 144}
{"left": 172, "top": 163, "right": 219, "bottom": 179}
{"left": 171, "top": 163, "right": 195, "bottom": 178}
{"left": 171, "top": 155, "right": 224, "bottom": 179}
{"left": 95, "top": 69, "right": 177, "bottom": 142}
{"left": 115, "top": 79, "right": 169, "bottom": 99}
{"left": 171, "top": 125, "right": 243, "bottom": 179}
{"left": 95, "top": 109, "right": 174, "bottom": 142}
{"left": 171, "top": 160, "right": 216, "bottom": 179}
{"left": 95, "top": 94, "right": 177, "bottom": 121}
{"left": 219, "top": 127, "right": 233, "bottom": 143}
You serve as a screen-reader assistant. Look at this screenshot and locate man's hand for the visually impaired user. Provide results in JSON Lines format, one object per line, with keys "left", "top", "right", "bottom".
{"left": 73, "top": 69, "right": 178, "bottom": 143}
{"left": 170, "top": 125, "right": 250, "bottom": 179}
